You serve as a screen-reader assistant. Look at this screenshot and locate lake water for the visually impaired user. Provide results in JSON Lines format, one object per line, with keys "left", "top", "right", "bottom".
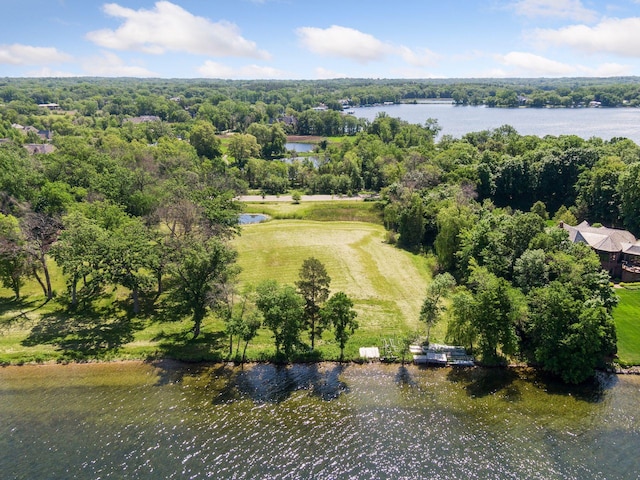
{"left": 2, "top": 362, "right": 639, "bottom": 479}
{"left": 354, "top": 104, "right": 640, "bottom": 143}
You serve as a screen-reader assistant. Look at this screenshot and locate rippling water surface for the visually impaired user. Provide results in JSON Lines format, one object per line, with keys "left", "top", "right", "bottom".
{"left": 1, "top": 362, "right": 639, "bottom": 479}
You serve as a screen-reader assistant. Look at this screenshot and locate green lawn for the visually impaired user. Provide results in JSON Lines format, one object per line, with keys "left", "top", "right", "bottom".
{"left": 613, "top": 288, "right": 640, "bottom": 366}
{"left": 0, "top": 218, "right": 435, "bottom": 364}
{"left": 232, "top": 220, "right": 436, "bottom": 358}
{"left": 242, "top": 200, "right": 383, "bottom": 224}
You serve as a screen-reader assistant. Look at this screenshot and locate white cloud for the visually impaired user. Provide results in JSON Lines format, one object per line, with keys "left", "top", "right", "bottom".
{"left": 86, "top": 1, "right": 270, "bottom": 59}
{"left": 534, "top": 17, "right": 640, "bottom": 57}
{"left": 26, "top": 67, "right": 77, "bottom": 77}
{"left": 296, "top": 25, "right": 394, "bottom": 63}
{"left": 296, "top": 24, "right": 442, "bottom": 72}
{"left": 497, "top": 51, "right": 576, "bottom": 75}
{"left": 583, "top": 62, "right": 632, "bottom": 76}
{"left": 314, "top": 67, "right": 347, "bottom": 79}
{"left": 197, "top": 61, "right": 286, "bottom": 79}
{"left": 495, "top": 51, "right": 632, "bottom": 77}
{"left": 387, "top": 67, "right": 441, "bottom": 79}
{"left": 510, "top": 0, "right": 598, "bottom": 22}
{"left": 82, "top": 51, "right": 157, "bottom": 77}
{"left": 398, "top": 46, "right": 440, "bottom": 67}
{"left": 0, "top": 44, "right": 72, "bottom": 65}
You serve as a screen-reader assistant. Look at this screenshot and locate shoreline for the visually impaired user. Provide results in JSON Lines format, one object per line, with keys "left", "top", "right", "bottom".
{"left": 2, "top": 356, "right": 635, "bottom": 378}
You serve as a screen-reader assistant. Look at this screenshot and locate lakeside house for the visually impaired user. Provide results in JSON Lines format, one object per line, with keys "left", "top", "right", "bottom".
{"left": 124, "top": 115, "right": 162, "bottom": 124}
{"left": 38, "top": 103, "right": 60, "bottom": 110}
{"left": 562, "top": 221, "right": 640, "bottom": 281}
{"left": 23, "top": 144, "right": 56, "bottom": 155}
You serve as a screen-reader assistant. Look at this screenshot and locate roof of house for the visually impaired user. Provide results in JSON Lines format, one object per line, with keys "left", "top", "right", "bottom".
{"left": 23, "top": 144, "right": 56, "bottom": 155}
{"left": 563, "top": 221, "right": 637, "bottom": 253}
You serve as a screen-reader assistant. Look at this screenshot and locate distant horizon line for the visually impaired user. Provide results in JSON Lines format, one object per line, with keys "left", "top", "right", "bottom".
{"left": 2, "top": 75, "right": 640, "bottom": 82}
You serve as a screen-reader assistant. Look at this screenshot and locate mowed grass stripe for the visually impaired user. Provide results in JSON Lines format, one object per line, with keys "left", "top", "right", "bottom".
{"left": 233, "top": 220, "right": 431, "bottom": 338}
{"left": 613, "top": 288, "right": 640, "bottom": 366}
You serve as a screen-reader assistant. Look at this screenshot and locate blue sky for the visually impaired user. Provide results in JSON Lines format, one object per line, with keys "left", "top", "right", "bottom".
{"left": 1, "top": 0, "right": 640, "bottom": 78}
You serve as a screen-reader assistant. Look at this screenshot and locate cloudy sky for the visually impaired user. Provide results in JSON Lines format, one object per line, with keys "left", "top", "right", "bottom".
{"left": 1, "top": 0, "right": 640, "bottom": 79}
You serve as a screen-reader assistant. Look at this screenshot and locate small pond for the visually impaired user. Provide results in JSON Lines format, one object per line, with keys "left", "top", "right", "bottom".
{"left": 285, "top": 142, "right": 315, "bottom": 152}
{"left": 238, "top": 213, "right": 269, "bottom": 224}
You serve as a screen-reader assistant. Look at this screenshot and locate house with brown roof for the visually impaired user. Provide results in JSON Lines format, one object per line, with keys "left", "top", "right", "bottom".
{"left": 562, "top": 221, "right": 640, "bottom": 281}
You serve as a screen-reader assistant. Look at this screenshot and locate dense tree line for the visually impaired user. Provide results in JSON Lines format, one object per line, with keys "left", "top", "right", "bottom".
{"left": 4, "top": 78, "right": 640, "bottom": 118}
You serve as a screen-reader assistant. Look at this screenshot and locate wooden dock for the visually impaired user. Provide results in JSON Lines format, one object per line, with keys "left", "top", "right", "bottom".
{"left": 411, "top": 344, "right": 474, "bottom": 367}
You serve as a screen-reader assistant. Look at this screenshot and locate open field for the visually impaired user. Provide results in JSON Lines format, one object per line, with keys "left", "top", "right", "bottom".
{"left": 242, "top": 199, "right": 383, "bottom": 224}
{"left": 232, "top": 220, "right": 435, "bottom": 353}
{"left": 0, "top": 218, "right": 432, "bottom": 364}
{"left": 613, "top": 288, "right": 640, "bottom": 366}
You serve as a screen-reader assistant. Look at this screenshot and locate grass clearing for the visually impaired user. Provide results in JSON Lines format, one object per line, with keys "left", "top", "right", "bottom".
{"left": 0, "top": 218, "right": 435, "bottom": 364}
{"left": 243, "top": 200, "right": 383, "bottom": 224}
{"left": 233, "top": 220, "right": 434, "bottom": 344}
{"left": 613, "top": 288, "right": 640, "bottom": 366}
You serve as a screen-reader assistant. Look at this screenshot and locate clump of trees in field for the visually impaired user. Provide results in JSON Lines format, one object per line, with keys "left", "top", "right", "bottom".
{"left": 254, "top": 257, "right": 358, "bottom": 361}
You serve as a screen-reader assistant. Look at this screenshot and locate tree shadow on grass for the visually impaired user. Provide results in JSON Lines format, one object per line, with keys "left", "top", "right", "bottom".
{"left": 21, "top": 304, "right": 143, "bottom": 361}
{"left": 0, "top": 296, "right": 50, "bottom": 332}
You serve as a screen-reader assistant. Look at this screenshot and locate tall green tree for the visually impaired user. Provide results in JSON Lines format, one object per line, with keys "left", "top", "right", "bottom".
{"left": 435, "top": 203, "right": 475, "bottom": 271}
{"left": 398, "top": 192, "right": 425, "bottom": 249}
{"left": 467, "top": 264, "right": 523, "bottom": 363}
{"left": 322, "top": 291, "right": 358, "bottom": 361}
{"left": 526, "top": 283, "right": 616, "bottom": 383}
{"left": 21, "top": 212, "right": 61, "bottom": 300}
{"left": 189, "top": 121, "right": 222, "bottom": 159}
{"left": 106, "top": 217, "right": 154, "bottom": 314}
{"left": 0, "top": 213, "right": 28, "bottom": 299}
{"left": 255, "top": 280, "right": 304, "bottom": 359}
{"left": 296, "top": 257, "right": 331, "bottom": 349}
{"left": 170, "top": 238, "right": 238, "bottom": 339}
{"left": 51, "top": 211, "right": 108, "bottom": 308}
{"left": 419, "top": 272, "right": 456, "bottom": 343}
{"left": 446, "top": 287, "right": 478, "bottom": 352}
{"left": 619, "top": 162, "right": 640, "bottom": 235}
{"left": 227, "top": 133, "right": 260, "bottom": 169}
{"left": 221, "top": 285, "right": 261, "bottom": 361}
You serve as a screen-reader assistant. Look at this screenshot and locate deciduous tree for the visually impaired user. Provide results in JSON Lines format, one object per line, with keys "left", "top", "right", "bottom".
{"left": 170, "top": 238, "right": 238, "bottom": 339}
{"left": 420, "top": 272, "right": 456, "bottom": 343}
{"left": 296, "top": 257, "right": 331, "bottom": 349}
{"left": 322, "top": 291, "right": 358, "bottom": 361}
{"left": 255, "top": 280, "right": 304, "bottom": 359}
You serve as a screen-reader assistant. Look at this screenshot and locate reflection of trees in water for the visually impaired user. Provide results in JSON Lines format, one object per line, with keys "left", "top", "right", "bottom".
{"left": 395, "top": 365, "right": 418, "bottom": 388}
{"left": 446, "top": 367, "right": 614, "bottom": 403}
{"left": 235, "top": 363, "right": 349, "bottom": 403}
{"left": 151, "top": 362, "right": 350, "bottom": 404}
